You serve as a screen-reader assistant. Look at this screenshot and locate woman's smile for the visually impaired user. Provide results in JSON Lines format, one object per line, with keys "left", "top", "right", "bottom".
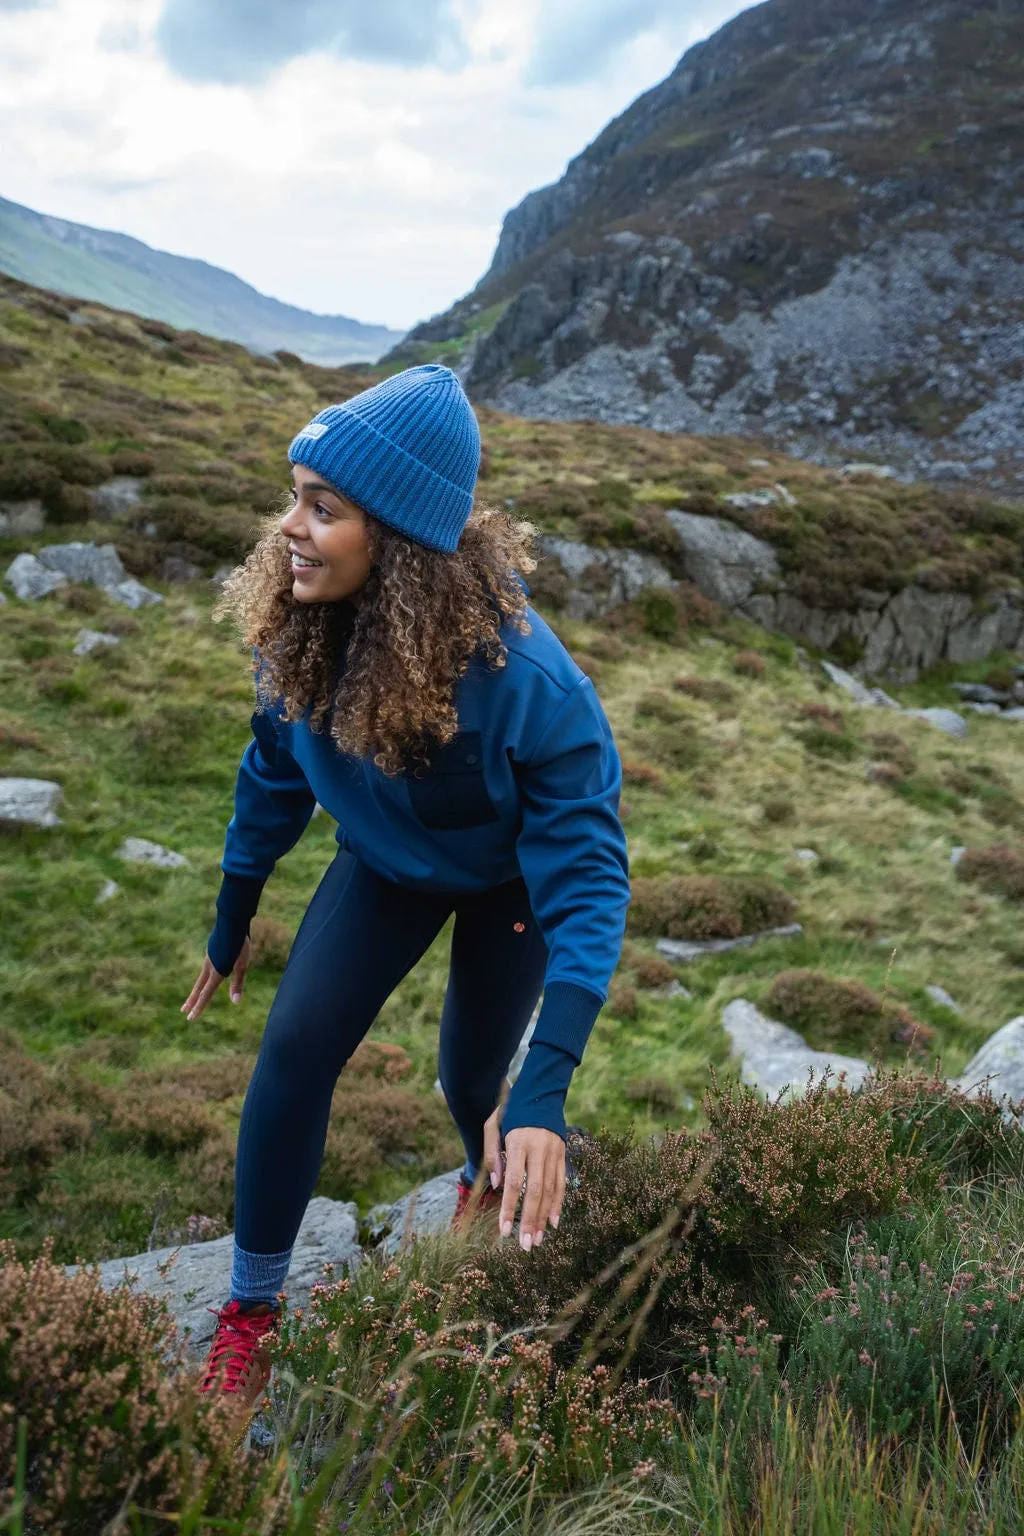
{"left": 279, "top": 463, "right": 373, "bottom": 603}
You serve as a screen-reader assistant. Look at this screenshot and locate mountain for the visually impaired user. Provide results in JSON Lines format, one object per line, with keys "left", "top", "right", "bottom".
{"left": 0, "top": 194, "right": 405, "bottom": 366}
{"left": 388, "top": 0, "right": 1024, "bottom": 498}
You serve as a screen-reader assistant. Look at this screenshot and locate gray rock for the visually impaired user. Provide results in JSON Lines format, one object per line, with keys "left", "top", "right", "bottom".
{"left": 950, "top": 845, "right": 967, "bottom": 865}
{"left": 722, "top": 998, "right": 871, "bottom": 1099}
{"left": 0, "top": 777, "right": 63, "bottom": 828}
{"left": 925, "top": 984, "right": 962, "bottom": 1015}
{"left": 951, "top": 683, "right": 1009, "bottom": 705}
{"left": 211, "top": 565, "right": 236, "bottom": 589}
{"left": 820, "top": 660, "right": 874, "bottom": 703}
{"left": 721, "top": 488, "right": 779, "bottom": 510}
{"left": 664, "top": 509, "right": 780, "bottom": 607}
{"left": 64, "top": 1196, "right": 360, "bottom": 1364}
{"left": 998, "top": 708, "right": 1024, "bottom": 721}
{"left": 89, "top": 477, "right": 143, "bottom": 519}
{"left": 903, "top": 707, "right": 968, "bottom": 738}
{"left": 654, "top": 979, "right": 693, "bottom": 1000}
{"left": 793, "top": 848, "right": 819, "bottom": 864}
{"left": 161, "top": 556, "right": 203, "bottom": 584}
{"left": 951, "top": 1016, "right": 1024, "bottom": 1105}
{"left": 966, "top": 702, "right": 1002, "bottom": 715}
{"left": 867, "top": 687, "right": 902, "bottom": 708}
{"left": 72, "top": 627, "right": 120, "bottom": 657}
{"left": 371, "top": 1168, "right": 464, "bottom": 1255}
{"left": 117, "top": 836, "right": 189, "bottom": 869}
{"left": 0, "top": 498, "right": 46, "bottom": 535}
{"left": 39, "top": 541, "right": 126, "bottom": 588}
{"left": 105, "top": 577, "right": 163, "bottom": 609}
{"left": 839, "top": 463, "right": 898, "bottom": 478}
{"left": 537, "top": 534, "right": 676, "bottom": 621}
{"left": 95, "top": 878, "right": 120, "bottom": 904}
{"left": 655, "top": 923, "right": 803, "bottom": 963}
{"left": 5, "top": 552, "right": 66, "bottom": 600}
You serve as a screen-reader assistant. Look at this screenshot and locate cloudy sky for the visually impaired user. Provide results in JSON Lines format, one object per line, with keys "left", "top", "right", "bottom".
{"left": 0, "top": 0, "right": 752, "bottom": 331}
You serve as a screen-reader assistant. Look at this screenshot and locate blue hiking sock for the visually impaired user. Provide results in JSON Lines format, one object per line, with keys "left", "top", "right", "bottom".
{"left": 229, "top": 1239, "right": 292, "bottom": 1309}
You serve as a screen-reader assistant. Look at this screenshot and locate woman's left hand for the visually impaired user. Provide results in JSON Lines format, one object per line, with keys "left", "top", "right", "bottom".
{"left": 483, "top": 1108, "right": 565, "bottom": 1251}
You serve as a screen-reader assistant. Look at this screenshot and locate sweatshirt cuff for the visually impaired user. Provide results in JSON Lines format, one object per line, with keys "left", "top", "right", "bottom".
{"left": 207, "top": 872, "right": 266, "bottom": 976}
{"left": 501, "top": 1040, "right": 577, "bottom": 1142}
{"left": 529, "top": 980, "right": 604, "bottom": 1063}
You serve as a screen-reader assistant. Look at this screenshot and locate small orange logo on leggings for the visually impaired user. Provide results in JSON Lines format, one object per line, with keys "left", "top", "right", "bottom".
{"left": 513, "top": 921, "right": 525, "bottom": 932}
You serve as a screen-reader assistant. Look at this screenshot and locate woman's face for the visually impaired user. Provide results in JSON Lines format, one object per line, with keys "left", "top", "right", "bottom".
{"left": 278, "top": 462, "right": 373, "bottom": 604}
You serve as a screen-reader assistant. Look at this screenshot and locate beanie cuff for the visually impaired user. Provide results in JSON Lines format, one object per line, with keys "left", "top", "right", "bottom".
{"left": 289, "top": 408, "right": 473, "bottom": 554}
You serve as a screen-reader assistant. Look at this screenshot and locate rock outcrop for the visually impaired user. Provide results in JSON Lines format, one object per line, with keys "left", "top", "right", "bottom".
{"left": 391, "top": 0, "right": 1024, "bottom": 497}
{"left": 722, "top": 998, "right": 872, "bottom": 1099}
{"left": 0, "top": 777, "right": 63, "bottom": 828}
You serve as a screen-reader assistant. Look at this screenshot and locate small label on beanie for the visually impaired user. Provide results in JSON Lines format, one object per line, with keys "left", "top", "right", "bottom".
{"left": 297, "top": 421, "right": 328, "bottom": 440}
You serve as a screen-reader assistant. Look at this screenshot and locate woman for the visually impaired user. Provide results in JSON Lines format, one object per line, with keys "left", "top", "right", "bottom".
{"left": 183, "top": 363, "right": 630, "bottom": 1412}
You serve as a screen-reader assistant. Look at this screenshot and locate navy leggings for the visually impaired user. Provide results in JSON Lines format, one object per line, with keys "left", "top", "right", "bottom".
{"left": 233, "top": 848, "right": 549, "bottom": 1255}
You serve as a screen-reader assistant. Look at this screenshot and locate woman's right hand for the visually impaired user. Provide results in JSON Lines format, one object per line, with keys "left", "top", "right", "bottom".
{"left": 181, "top": 936, "right": 251, "bottom": 1021}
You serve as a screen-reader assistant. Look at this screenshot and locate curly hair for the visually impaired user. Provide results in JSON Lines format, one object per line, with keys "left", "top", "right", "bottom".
{"left": 213, "top": 503, "right": 540, "bottom": 776}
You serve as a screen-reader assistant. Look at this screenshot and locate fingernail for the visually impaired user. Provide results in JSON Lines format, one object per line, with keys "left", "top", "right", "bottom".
{"left": 550, "top": 1213, "right": 559, "bottom": 1229}
{"left": 520, "top": 1232, "right": 532, "bottom": 1253}
{"left": 534, "top": 1230, "right": 544, "bottom": 1246}
{"left": 490, "top": 1171, "right": 499, "bottom": 1189}
{"left": 500, "top": 1221, "right": 513, "bottom": 1238}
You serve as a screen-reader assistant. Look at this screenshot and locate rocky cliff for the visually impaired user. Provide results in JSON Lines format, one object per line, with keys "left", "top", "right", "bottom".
{"left": 389, "top": 0, "right": 1024, "bottom": 498}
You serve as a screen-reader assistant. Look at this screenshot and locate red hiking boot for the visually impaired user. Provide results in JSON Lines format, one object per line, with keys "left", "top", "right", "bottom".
{"left": 197, "top": 1300, "right": 280, "bottom": 1425}
{"left": 450, "top": 1171, "right": 504, "bottom": 1232}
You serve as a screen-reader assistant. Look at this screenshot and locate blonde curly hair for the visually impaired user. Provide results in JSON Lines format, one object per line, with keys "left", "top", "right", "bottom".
{"left": 214, "top": 503, "right": 539, "bottom": 775}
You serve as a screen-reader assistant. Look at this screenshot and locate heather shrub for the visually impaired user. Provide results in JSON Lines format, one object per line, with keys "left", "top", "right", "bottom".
{"left": 320, "top": 1078, "right": 462, "bottom": 1195}
{"left": 796, "top": 700, "right": 845, "bottom": 731}
{"left": 790, "top": 1213, "right": 1024, "bottom": 1445}
{"left": 956, "top": 843, "right": 1024, "bottom": 902}
{"left": 762, "top": 969, "right": 933, "bottom": 1058}
{"left": 609, "top": 981, "right": 639, "bottom": 1018}
{"left": 0, "top": 1029, "right": 90, "bottom": 1205}
{"left": 865, "top": 1068, "right": 1023, "bottom": 1190}
{"left": 627, "top": 873, "right": 796, "bottom": 941}
{"left": 801, "top": 723, "right": 860, "bottom": 760}
{"left": 621, "top": 757, "right": 665, "bottom": 789}
{"left": 272, "top": 1253, "right": 679, "bottom": 1506}
{"left": 732, "top": 650, "right": 765, "bottom": 679}
{"left": 0, "top": 1240, "right": 253, "bottom": 1532}
{"left": 248, "top": 914, "right": 294, "bottom": 970}
{"left": 635, "top": 689, "right": 690, "bottom": 726}
{"left": 630, "top": 951, "right": 677, "bottom": 988}
{"left": 634, "top": 719, "right": 703, "bottom": 772}
{"left": 761, "top": 793, "right": 795, "bottom": 824}
{"left": 673, "top": 674, "right": 736, "bottom": 704}
{"left": 864, "top": 730, "right": 916, "bottom": 775}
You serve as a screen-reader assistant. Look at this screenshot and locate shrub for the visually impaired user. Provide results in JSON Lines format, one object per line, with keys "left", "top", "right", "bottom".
{"left": 635, "top": 690, "right": 689, "bottom": 726}
{"left": 248, "top": 914, "right": 293, "bottom": 970}
{"left": 627, "top": 874, "right": 796, "bottom": 941}
{"left": 673, "top": 674, "right": 736, "bottom": 704}
{"left": 802, "top": 724, "right": 860, "bottom": 760}
{"left": 762, "top": 794, "right": 795, "bottom": 824}
{"left": 0, "top": 1240, "right": 252, "bottom": 1531}
{"left": 621, "top": 757, "right": 665, "bottom": 789}
{"left": 763, "top": 969, "right": 932, "bottom": 1058}
{"left": 865, "top": 730, "right": 916, "bottom": 774}
{"left": 630, "top": 951, "right": 677, "bottom": 988}
{"left": 109, "top": 447, "right": 155, "bottom": 476}
{"left": 609, "top": 981, "right": 639, "bottom": 1018}
{"left": 796, "top": 700, "right": 845, "bottom": 732}
{"left": 0, "top": 1030, "right": 90, "bottom": 1206}
{"left": 957, "top": 844, "right": 1024, "bottom": 902}
{"left": 732, "top": 650, "right": 765, "bottom": 678}
{"left": 866, "top": 758, "right": 905, "bottom": 786}
{"left": 320, "top": 1079, "right": 461, "bottom": 1195}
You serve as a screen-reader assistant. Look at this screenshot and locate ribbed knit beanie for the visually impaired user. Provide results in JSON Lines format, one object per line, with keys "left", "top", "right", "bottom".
{"left": 287, "top": 363, "right": 481, "bottom": 554}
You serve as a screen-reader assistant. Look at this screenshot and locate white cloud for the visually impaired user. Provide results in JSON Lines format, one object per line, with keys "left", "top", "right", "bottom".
{"left": 0, "top": 0, "right": 753, "bottom": 330}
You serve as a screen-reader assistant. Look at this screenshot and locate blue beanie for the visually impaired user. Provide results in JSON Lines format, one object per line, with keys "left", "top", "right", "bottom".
{"left": 287, "top": 363, "right": 481, "bottom": 554}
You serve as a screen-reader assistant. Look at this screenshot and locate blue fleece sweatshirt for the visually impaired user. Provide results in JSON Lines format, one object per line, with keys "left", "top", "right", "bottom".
{"left": 211, "top": 598, "right": 631, "bottom": 1138}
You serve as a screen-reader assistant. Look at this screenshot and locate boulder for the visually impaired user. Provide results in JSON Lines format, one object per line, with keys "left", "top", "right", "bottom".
{"left": 536, "top": 535, "right": 675, "bottom": 621}
{"left": 89, "top": 477, "right": 143, "bottom": 519}
{"left": 72, "top": 628, "right": 120, "bottom": 657}
{"left": 0, "top": 498, "right": 45, "bottom": 535}
{"left": 903, "top": 707, "right": 968, "bottom": 738}
{"left": 0, "top": 777, "right": 63, "bottom": 828}
{"left": 38, "top": 541, "right": 126, "bottom": 588}
{"left": 722, "top": 998, "right": 871, "bottom": 1099}
{"left": 370, "top": 1168, "right": 464, "bottom": 1255}
{"left": 664, "top": 509, "right": 780, "bottom": 607}
{"left": 925, "top": 984, "right": 962, "bottom": 1015}
{"left": 95, "top": 878, "right": 120, "bottom": 904}
{"left": 161, "top": 556, "right": 203, "bottom": 584}
{"left": 117, "top": 836, "right": 189, "bottom": 869}
{"left": 655, "top": 923, "right": 803, "bottom": 963}
{"left": 5, "top": 552, "right": 66, "bottom": 600}
{"left": 106, "top": 577, "right": 163, "bottom": 609}
{"left": 951, "top": 1016, "right": 1024, "bottom": 1105}
{"left": 64, "top": 1196, "right": 361, "bottom": 1364}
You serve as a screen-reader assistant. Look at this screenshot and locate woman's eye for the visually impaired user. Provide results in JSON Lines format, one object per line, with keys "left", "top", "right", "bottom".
{"left": 315, "top": 503, "right": 332, "bottom": 518}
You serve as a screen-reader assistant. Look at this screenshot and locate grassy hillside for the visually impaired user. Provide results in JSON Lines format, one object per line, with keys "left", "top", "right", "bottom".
{"left": 0, "top": 194, "right": 405, "bottom": 365}
{"left": 2, "top": 270, "right": 1024, "bottom": 1271}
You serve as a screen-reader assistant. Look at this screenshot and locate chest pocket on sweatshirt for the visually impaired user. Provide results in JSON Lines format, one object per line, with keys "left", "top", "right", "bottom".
{"left": 406, "top": 730, "right": 500, "bottom": 831}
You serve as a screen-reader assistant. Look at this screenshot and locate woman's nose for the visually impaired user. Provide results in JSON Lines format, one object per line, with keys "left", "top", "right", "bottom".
{"left": 279, "top": 502, "right": 304, "bottom": 536}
